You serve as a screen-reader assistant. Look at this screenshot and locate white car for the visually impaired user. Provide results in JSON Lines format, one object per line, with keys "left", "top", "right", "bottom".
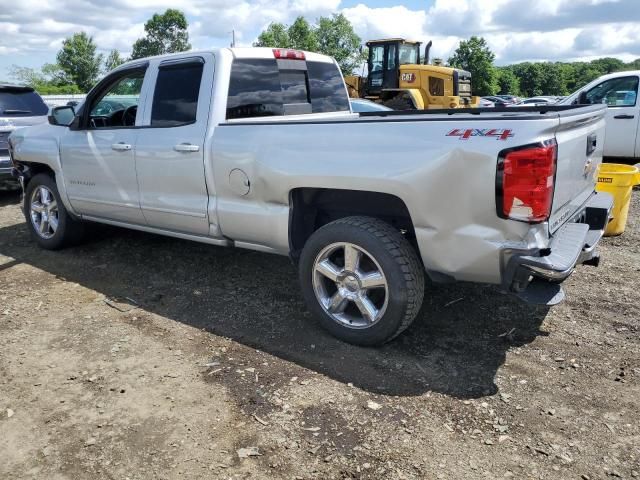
{"left": 479, "top": 98, "right": 495, "bottom": 107}
{"left": 510, "top": 97, "right": 556, "bottom": 107}
{"left": 561, "top": 71, "right": 640, "bottom": 159}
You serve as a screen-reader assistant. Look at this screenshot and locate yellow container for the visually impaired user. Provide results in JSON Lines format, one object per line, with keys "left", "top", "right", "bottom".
{"left": 595, "top": 163, "right": 640, "bottom": 236}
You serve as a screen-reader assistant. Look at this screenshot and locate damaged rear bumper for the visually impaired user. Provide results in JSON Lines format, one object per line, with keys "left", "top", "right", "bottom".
{"left": 503, "top": 191, "right": 614, "bottom": 305}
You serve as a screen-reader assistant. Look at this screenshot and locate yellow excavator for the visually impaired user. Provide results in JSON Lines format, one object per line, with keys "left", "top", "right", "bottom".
{"left": 344, "top": 38, "right": 480, "bottom": 110}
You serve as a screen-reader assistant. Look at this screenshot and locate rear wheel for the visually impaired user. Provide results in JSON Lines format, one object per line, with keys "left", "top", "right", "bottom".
{"left": 24, "top": 173, "right": 85, "bottom": 249}
{"left": 299, "top": 216, "right": 424, "bottom": 346}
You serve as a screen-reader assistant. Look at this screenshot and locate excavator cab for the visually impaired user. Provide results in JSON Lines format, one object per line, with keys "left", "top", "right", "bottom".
{"left": 366, "top": 39, "right": 421, "bottom": 96}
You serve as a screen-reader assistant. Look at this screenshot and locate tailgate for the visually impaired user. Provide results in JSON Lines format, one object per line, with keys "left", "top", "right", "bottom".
{"left": 548, "top": 105, "right": 607, "bottom": 233}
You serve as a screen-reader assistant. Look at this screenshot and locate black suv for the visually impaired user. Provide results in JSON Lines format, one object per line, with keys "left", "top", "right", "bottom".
{"left": 1, "top": 85, "right": 49, "bottom": 189}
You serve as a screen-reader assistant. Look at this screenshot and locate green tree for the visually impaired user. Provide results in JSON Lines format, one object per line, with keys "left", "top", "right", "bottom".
{"left": 590, "top": 57, "right": 625, "bottom": 75}
{"left": 315, "top": 14, "right": 363, "bottom": 74}
{"left": 288, "top": 17, "right": 318, "bottom": 51}
{"left": 496, "top": 67, "right": 520, "bottom": 95}
{"left": 254, "top": 14, "right": 363, "bottom": 73}
{"left": 104, "top": 49, "right": 124, "bottom": 73}
{"left": 511, "top": 62, "right": 545, "bottom": 97}
{"left": 131, "top": 9, "right": 191, "bottom": 59}
{"left": 448, "top": 36, "right": 498, "bottom": 96}
{"left": 254, "top": 22, "right": 291, "bottom": 48}
{"left": 9, "top": 64, "right": 81, "bottom": 94}
{"left": 56, "top": 32, "right": 103, "bottom": 91}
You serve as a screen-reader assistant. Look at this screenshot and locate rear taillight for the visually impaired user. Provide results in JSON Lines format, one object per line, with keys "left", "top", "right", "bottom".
{"left": 496, "top": 140, "right": 557, "bottom": 223}
{"left": 272, "top": 48, "right": 306, "bottom": 60}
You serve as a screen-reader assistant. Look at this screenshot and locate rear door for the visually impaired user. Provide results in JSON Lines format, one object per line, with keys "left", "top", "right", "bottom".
{"left": 581, "top": 74, "right": 640, "bottom": 158}
{"left": 134, "top": 55, "right": 213, "bottom": 235}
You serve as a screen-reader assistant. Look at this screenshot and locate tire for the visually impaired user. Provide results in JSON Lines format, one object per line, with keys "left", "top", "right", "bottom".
{"left": 24, "top": 173, "right": 85, "bottom": 250}
{"left": 383, "top": 94, "right": 416, "bottom": 111}
{"left": 299, "top": 216, "right": 424, "bottom": 346}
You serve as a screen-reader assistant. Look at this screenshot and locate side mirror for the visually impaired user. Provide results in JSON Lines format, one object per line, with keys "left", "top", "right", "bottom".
{"left": 578, "top": 91, "right": 589, "bottom": 105}
{"left": 48, "top": 105, "right": 76, "bottom": 126}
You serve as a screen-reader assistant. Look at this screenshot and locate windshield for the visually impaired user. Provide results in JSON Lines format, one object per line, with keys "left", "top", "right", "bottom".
{"left": 0, "top": 90, "right": 48, "bottom": 116}
{"left": 399, "top": 44, "right": 419, "bottom": 65}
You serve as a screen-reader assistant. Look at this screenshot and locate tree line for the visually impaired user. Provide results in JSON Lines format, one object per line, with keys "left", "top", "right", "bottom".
{"left": 448, "top": 36, "right": 640, "bottom": 97}
{"left": 9, "top": 9, "right": 640, "bottom": 98}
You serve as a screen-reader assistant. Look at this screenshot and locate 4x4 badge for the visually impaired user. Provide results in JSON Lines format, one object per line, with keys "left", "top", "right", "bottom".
{"left": 447, "top": 128, "right": 513, "bottom": 140}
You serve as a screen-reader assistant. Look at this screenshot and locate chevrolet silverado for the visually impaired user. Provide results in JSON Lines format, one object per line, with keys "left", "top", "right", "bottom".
{"left": 8, "top": 48, "right": 613, "bottom": 345}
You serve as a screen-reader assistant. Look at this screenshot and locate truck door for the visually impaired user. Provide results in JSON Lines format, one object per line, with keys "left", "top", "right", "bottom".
{"left": 383, "top": 43, "right": 399, "bottom": 89}
{"left": 134, "top": 55, "right": 213, "bottom": 236}
{"left": 367, "top": 45, "right": 385, "bottom": 95}
{"left": 60, "top": 65, "right": 149, "bottom": 224}
{"left": 582, "top": 74, "right": 640, "bottom": 158}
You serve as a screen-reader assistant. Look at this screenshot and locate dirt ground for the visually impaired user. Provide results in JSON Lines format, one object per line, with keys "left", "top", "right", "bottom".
{"left": 0, "top": 188, "right": 638, "bottom": 480}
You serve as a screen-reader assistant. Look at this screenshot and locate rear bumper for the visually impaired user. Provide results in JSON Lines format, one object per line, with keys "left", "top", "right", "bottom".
{"left": 503, "top": 191, "right": 614, "bottom": 298}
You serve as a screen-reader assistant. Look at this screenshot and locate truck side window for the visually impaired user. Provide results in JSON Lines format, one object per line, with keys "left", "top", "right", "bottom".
{"left": 585, "top": 76, "right": 639, "bottom": 107}
{"left": 88, "top": 70, "right": 145, "bottom": 128}
{"left": 151, "top": 62, "right": 204, "bottom": 127}
{"left": 227, "top": 59, "right": 284, "bottom": 119}
{"left": 306, "top": 61, "right": 351, "bottom": 113}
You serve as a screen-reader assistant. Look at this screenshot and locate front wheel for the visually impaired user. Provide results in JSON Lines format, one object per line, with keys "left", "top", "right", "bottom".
{"left": 24, "top": 173, "right": 85, "bottom": 249}
{"left": 299, "top": 216, "right": 425, "bottom": 346}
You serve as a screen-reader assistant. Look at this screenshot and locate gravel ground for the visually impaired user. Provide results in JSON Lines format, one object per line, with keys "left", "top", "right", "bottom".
{"left": 0, "top": 189, "right": 638, "bottom": 480}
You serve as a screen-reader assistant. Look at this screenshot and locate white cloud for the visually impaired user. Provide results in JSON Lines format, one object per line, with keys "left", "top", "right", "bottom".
{"left": 1, "top": 0, "right": 640, "bottom": 80}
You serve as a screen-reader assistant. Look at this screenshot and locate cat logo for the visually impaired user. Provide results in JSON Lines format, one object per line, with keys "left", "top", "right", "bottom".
{"left": 400, "top": 73, "right": 416, "bottom": 83}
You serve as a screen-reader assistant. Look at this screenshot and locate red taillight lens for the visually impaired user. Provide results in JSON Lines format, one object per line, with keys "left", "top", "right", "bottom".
{"left": 272, "top": 48, "right": 306, "bottom": 60}
{"left": 497, "top": 140, "right": 557, "bottom": 223}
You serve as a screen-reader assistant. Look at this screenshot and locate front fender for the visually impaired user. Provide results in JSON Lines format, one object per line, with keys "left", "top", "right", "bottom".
{"left": 10, "top": 123, "right": 78, "bottom": 217}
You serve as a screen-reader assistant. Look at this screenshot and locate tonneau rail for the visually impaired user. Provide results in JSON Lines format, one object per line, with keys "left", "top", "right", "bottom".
{"left": 358, "top": 104, "right": 606, "bottom": 118}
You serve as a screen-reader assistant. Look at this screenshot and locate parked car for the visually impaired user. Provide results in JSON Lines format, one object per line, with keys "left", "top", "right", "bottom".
{"left": 560, "top": 70, "right": 640, "bottom": 159}
{"left": 479, "top": 97, "right": 495, "bottom": 107}
{"left": 9, "top": 47, "right": 613, "bottom": 345}
{"left": 482, "top": 96, "right": 510, "bottom": 106}
{"left": 350, "top": 98, "right": 392, "bottom": 112}
{"left": 495, "top": 95, "right": 519, "bottom": 104}
{"left": 0, "top": 84, "right": 48, "bottom": 189}
{"left": 510, "top": 97, "right": 557, "bottom": 107}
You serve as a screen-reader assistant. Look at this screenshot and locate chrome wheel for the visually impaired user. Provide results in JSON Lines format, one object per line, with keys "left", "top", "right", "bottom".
{"left": 312, "top": 242, "right": 388, "bottom": 329}
{"left": 30, "top": 186, "right": 59, "bottom": 239}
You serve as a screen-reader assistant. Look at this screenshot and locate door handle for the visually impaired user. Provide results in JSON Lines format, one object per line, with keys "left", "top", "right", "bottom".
{"left": 173, "top": 143, "right": 200, "bottom": 153}
{"left": 613, "top": 114, "right": 635, "bottom": 119}
{"left": 111, "top": 142, "right": 132, "bottom": 151}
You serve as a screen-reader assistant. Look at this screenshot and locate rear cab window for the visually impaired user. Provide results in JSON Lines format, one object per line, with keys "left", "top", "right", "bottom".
{"left": 0, "top": 87, "right": 48, "bottom": 116}
{"left": 226, "top": 52, "right": 350, "bottom": 120}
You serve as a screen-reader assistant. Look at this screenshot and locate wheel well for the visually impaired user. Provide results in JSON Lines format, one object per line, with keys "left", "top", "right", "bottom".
{"left": 289, "top": 188, "right": 417, "bottom": 261}
{"left": 15, "top": 162, "right": 55, "bottom": 189}
{"left": 380, "top": 90, "right": 418, "bottom": 109}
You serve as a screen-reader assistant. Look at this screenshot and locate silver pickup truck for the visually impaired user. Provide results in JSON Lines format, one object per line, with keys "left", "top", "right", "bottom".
{"left": 8, "top": 47, "right": 613, "bottom": 345}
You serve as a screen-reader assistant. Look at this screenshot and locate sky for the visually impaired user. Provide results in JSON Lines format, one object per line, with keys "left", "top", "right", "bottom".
{"left": 1, "top": 0, "right": 640, "bottom": 80}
